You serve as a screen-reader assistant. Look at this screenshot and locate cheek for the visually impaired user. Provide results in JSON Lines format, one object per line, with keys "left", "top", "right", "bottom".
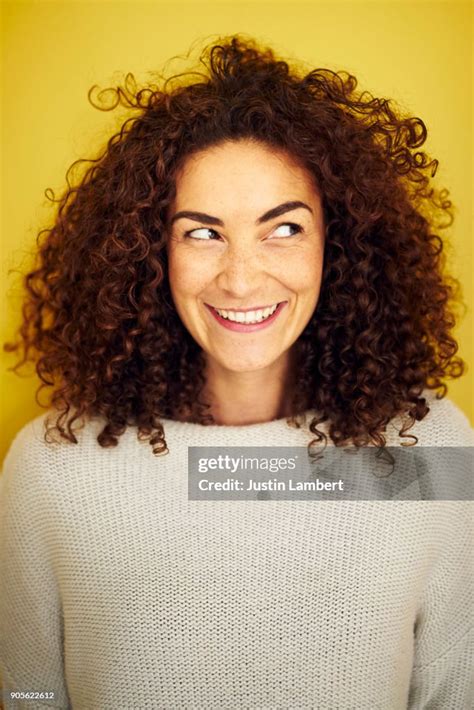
{"left": 281, "top": 248, "right": 324, "bottom": 296}
{"left": 168, "top": 250, "right": 208, "bottom": 298}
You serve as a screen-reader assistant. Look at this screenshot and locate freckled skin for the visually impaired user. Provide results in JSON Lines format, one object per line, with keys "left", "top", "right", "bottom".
{"left": 166, "top": 139, "right": 325, "bottom": 420}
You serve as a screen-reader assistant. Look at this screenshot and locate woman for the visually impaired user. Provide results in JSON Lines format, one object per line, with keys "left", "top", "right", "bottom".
{"left": 1, "top": 36, "right": 472, "bottom": 708}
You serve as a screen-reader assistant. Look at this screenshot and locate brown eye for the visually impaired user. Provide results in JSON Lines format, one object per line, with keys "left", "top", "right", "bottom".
{"left": 270, "top": 223, "right": 303, "bottom": 238}
{"left": 184, "top": 228, "right": 220, "bottom": 240}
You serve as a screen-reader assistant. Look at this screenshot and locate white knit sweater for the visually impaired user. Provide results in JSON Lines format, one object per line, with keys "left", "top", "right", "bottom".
{"left": 1, "top": 392, "right": 473, "bottom": 709}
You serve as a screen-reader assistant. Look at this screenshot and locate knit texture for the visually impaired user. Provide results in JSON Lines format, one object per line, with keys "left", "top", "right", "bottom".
{"left": 1, "top": 391, "right": 473, "bottom": 709}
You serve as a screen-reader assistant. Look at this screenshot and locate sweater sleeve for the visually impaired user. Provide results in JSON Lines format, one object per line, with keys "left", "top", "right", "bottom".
{"left": 407, "top": 502, "right": 474, "bottom": 709}
{"left": 0, "top": 419, "right": 71, "bottom": 709}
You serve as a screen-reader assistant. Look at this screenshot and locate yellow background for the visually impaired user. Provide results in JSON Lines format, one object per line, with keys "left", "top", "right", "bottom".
{"left": 1, "top": 0, "right": 472, "bottom": 461}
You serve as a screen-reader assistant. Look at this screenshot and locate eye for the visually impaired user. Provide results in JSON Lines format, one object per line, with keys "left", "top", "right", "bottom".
{"left": 184, "top": 227, "right": 220, "bottom": 241}
{"left": 270, "top": 223, "right": 303, "bottom": 239}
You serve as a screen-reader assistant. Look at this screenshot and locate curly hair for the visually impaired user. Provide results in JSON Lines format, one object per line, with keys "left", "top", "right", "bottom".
{"left": 4, "top": 35, "right": 466, "bottom": 456}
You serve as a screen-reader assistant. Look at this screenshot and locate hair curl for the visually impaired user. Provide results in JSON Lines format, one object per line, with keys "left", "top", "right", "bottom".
{"left": 4, "top": 35, "right": 466, "bottom": 456}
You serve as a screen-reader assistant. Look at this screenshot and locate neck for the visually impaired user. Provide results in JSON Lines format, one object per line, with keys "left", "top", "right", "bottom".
{"left": 202, "top": 350, "right": 298, "bottom": 426}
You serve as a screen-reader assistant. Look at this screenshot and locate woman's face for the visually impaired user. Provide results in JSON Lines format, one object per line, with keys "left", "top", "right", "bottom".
{"left": 166, "top": 139, "right": 325, "bottom": 374}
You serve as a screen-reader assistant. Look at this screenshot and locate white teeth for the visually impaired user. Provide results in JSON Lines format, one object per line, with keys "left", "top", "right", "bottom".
{"left": 214, "top": 303, "right": 279, "bottom": 324}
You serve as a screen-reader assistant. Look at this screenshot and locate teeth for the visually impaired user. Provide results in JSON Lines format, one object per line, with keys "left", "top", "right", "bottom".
{"left": 215, "top": 303, "right": 279, "bottom": 324}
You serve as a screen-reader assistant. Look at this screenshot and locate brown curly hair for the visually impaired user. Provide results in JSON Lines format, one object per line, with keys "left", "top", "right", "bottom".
{"left": 4, "top": 35, "right": 466, "bottom": 455}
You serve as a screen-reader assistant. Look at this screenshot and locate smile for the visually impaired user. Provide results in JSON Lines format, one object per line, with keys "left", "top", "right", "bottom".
{"left": 205, "top": 302, "right": 287, "bottom": 331}
{"left": 214, "top": 303, "right": 279, "bottom": 323}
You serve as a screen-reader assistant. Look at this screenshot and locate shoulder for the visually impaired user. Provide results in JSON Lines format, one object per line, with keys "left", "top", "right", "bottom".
{"left": 385, "top": 390, "right": 474, "bottom": 446}
{"left": 0, "top": 410, "right": 129, "bottom": 496}
{"left": 2, "top": 409, "right": 102, "bottom": 466}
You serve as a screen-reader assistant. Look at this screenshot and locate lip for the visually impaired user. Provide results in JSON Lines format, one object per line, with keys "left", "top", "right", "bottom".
{"left": 205, "top": 301, "right": 287, "bottom": 332}
{"left": 208, "top": 303, "right": 280, "bottom": 313}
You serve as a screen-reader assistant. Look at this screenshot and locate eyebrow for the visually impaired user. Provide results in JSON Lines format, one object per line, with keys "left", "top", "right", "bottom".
{"left": 169, "top": 200, "right": 313, "bottom": 227}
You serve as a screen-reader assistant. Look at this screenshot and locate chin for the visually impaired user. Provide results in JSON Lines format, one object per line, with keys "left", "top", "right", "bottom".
{"left": 213, "top": 353, "right": 286, "bottom": 373}
{"left": 226, "top": 363, "right": 271, "bottom": 373}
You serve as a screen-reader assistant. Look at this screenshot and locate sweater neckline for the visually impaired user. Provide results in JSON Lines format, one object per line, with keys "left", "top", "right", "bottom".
{"left": 160, "top": 409, "right": 316, "bottom": 434}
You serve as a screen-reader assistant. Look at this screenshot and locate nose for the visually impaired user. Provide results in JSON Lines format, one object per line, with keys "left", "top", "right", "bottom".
{"left": 215, "top": 244, "right": 265, "bottom": 297}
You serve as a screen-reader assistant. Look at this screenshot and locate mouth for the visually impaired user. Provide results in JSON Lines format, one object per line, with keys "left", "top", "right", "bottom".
{"left": 204, "top": 301, "right": 287, "bottom": 332}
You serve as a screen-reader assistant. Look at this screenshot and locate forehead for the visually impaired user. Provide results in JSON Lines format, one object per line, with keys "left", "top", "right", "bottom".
{"left": 172, "top": 140, "right": 320, "bottom": 213}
